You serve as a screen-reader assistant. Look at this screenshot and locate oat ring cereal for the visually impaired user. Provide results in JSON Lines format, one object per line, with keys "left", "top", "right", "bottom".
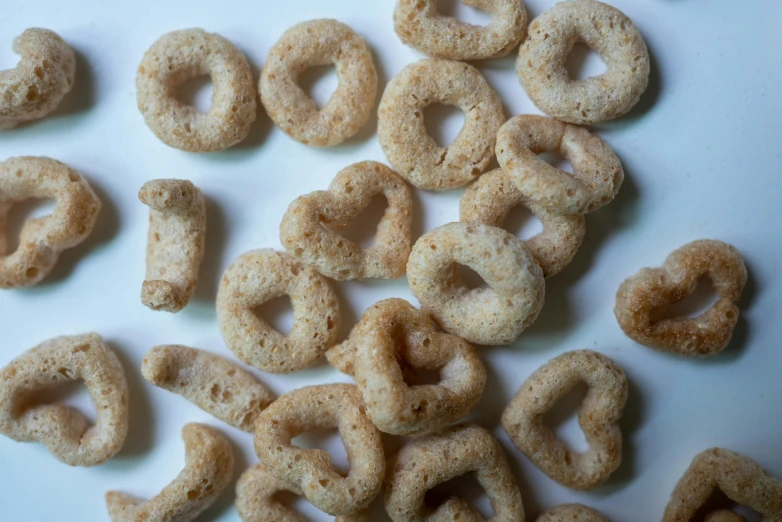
{"left": 261, "top": 19, "right": 377, "bottom": 147}
{"left": 496, "top": 115, "right": 624, "bottom": 215}
{"left": 407, "top": 222, "right": 545, "bottom": 345}
{"left": 378, "top": 59, "right": 505, "bottom": 191}
{"left": 280, "top": 161, "right": 413, "bottom": 280}
{"left": 216, "top": 249, "right": 340, "bottom": 373}
{"left": 393, "top": 0, "right": 527, "bottom": 60}
{"left": 460, "top": 168, "right": 585, "bottom": 277}
{"left": 615, "top": 240, "right": 747, "bottom": 357}
{"left": 136, "top": 28, "right": 257, "bottom": 152}
{"left": 517, "top": 0, "right": 650, "bottom": 124}
{"left": 537, "top": 504, "right": 609, "bottom": 522}
{"left": 254, "top": 384, "right": 384, "bottom": 516}
{"left": 0, "top": 156, "right": 101, "bottom": 288}
{"left": 502, "top": 349, "right": 627, "bottom": 490}
{"left": 385, "top": 424, "right": 524, "bottom": 521}
{"left": 0, "top": 333, "right": 128, "bottom": 467}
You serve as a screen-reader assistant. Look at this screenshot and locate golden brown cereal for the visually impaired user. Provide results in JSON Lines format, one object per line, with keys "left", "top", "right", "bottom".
{"left": 216, "top": 249, "right": 340, "bottom": 374}
{"left": 662, "top": 448, "right": 782, "bottom": 522}
{"left": 141, "top": 344, "right": 275, "bottom": 433}
{"left": 139, "top": 179, "right": 206, "bottom": 312}
{"left": 393, "top": 0, "right": 527, "bottom": 61}
{"left": 460, "top": 168, "right": 585, "bottom": 277}
{"left": 385, "top": 424, "right": 524, "bottom": 521}
{"left": 0, "top": 156, "right": 101, "bottom": 288}
{"left": 501, "top": 349, "right": 627, "bottom": 490}
{"left": 280, "top": 161, "right": 413, "bottom": 280}
{"left": 254, "top": 384, "right": 384, "bottom": 516}
{"left": 261, "top": 19, "right": 377, "bottom": 147}
{"left": 0, "top": 29, "right": 75, "bottom": 129}
{"left": 136, "top": 28, "right": 256, "bottom": 152}
{"left": 495, "top": 115, "right": 624, "bottom": 215}
{"left": 517, "top": 0, "right": 650, "bottom": 125}
{"left": 537, "top": 504, "right": 608, "bottom": 522}
{"left": 0, "top": 333, "right": 128, "bottom": 467}
{"left": 614, "top": 240, "right": 747, "bottom": 357}
{"left": 406, "top": 222, "right": 545, "bottom": 345}
{"left": 106, "top": 423, "right": 234, "bottom": 522}
{"left": 378, "top": 59, "right": 504, "bottom": 191}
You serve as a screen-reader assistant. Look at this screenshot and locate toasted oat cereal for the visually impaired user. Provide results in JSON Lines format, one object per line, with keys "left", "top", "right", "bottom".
{"left": 0, "top": 333, "right": 128, "bottom": 466}
{"left": 502, "top": 349, "right": 627, "bottom": 490}
{"left": 280, "top": 161, "right": 412, "bottom": 280}
{"left": 0, "top": 29, "right": 75, "bottom": 129}
{"left": 141, "top": 344, "right": 275, "bottom": 432}
{"left": 216, "top": 249, "right": 340, "bottom": 373}
{"left": 261, "top": 19, "right": 377, "bottom": 147}
{"left": 614, "top": 240, "right": 747, "bottom": 357}
{"left": 378, "top": 59, "right": 504, "bottom": 191}
{"left": 136, "top": 29, "right": 257, "bottom": 152}
{"left": 537, "top": 504, "right": 608, "bottom": 522}
{"left": 254, "top": 384, "right": 384, "bottom": 516}
{"left": 106, "top": 423, "right": 234, "bottom": 522}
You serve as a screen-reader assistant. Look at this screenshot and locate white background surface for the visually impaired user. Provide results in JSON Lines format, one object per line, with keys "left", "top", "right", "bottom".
{"left": 1, "top": 0, "right": 781, "bottom": 520}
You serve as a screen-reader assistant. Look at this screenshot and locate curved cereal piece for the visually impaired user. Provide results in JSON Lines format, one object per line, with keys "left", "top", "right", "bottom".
{"left": 406, "top": 222, "right": 545, "bottom": 345}
{"left": 460, "top": 168, "right": 585, "bottom": 277}
{"left": 261, "top": 19, "right": 377, "bottom": 147}
{"left": 216, "top": 249, "right": 340, "bottom": 373}
{"left": 280, "top": 161, "right": 413, "bottom": 280}
{"left": 501, "top": 349, "right": 627, "bottom": 490}
{"left": 0, "top": 156, "right": 101, "bottom": 288}
{"left": 0, "top": 333, "right": 128, "bottom": 466}
{"left": 0, "top": 29, "right": 75, "bottom": 129}
{"left": 517, "top": 0, "right": 650, "bottom": 125}
{"left": 254, "top": 384, "right": 384, "bottom": 516}
{"left": 137, "top": 29, "right": 257, "bottom": 152}
{"left": 378, "top": 59, "right": 505, "bottom": 191}
{"left": 614, "top": 239, "right": 747, "bottom": 357}
{"left": 393, "top": 0, "right": 527, "bottom": 61}
{"left": 139, "top": 179, "right": 206, "bottom": 312}
{"left": 141, "top": 345, "right": 275, "bottom": 432}
{"left": 385, "top": 424, "right": 524, "bottom": 521}
{"left": 662, "top": 448, "right": 782, "bottom": 522}
{"left": 536, "top": 504, "right": 609, "bottom": 522}
{"left": 495, "top": 115, "right": 624, "bottom": 215}
{"left": 106, "top": 423, "right": 234, "bottom": 522}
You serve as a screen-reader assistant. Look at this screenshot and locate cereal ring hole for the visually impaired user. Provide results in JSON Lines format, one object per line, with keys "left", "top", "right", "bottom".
{"left": 454, "top": 264, "right": 490, "bottom": 291}
{"left": 271, "top": 490, "right": 323, "bottom": 518}
{"left": 292, "top": 428, "right": 350, "bottom": 477}
{"left": 692, "top": 488, "right": 761, "bottom": 521}
{"left": 297, "top": 64, "right": 338, "bottom": 110}
{"left": 538, "top": 151, "right": 574, "bottom": 174}
{"left": 423, "top": 103, "right": 465, "bottom": 148}
{"left": 0, "top": 197, "right": 56, "bottom": 255}
{"left": 565, "top": 41, "right": 607, "bottom": 81}
{"left": 23, "top": 378, "right": 97, "bottom": 424}
{"left": 253, "top": 295, "right": 294, "bottom": 336}
{"left": 322, "top": 194, "right": 389, "bottom": 249}
{"left": 174, "top": 74, "right": 214, "bottom": 113}
{"left": 436, "top": 0, "right": 493, "bottom": 27}
{"left": 651, "top": 277, "right": 718, "bottom": 321}
{"left": 541, "top": 382, "right": 590, "bottom": 452}
{"left": 503, "top": 204, "right": 544, "bottom": 242}
{"left": 424, "top": 472, "right": 492, "bottom": 519}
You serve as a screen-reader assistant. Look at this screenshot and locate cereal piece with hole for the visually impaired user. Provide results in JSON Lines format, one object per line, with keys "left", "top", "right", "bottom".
{"left": 536, "top": 504, "right": 609, "bottom": 522}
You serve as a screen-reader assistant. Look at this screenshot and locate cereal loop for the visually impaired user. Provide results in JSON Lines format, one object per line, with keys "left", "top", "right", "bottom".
{"left": 537, "top": 504, "right": 609, "bottom": 522}
{"left": 378, "top": 59, "right": 504, "bottom": 191}
{"left": 280, "top": 161, "right": 413, "bottom": 280}
{"left": 216, "top": 249, "right": 340, "bottom": 373}
{"left": 137, "top": 29, "right": 257, "bottom": 152}
{"left": 501, "top": 349, "right": 627, "bottom": 490}
{"left": 406, "top": 222, "right": 545, "bottom": 345}
{"left": 614, "top": 240, "right": 747, "bottom": 357}
{"left": 261, "top": 19, "right": 377, "bottom": 147}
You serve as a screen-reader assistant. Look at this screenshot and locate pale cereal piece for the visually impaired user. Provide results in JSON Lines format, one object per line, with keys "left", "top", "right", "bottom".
{"left": 0, "top": 333, "right": 128, "bottom": 466}
{"left": 614, "top": 240, "right": 747, "bottom": 357}
{"left": 703, "top": 512, "right": 744, "bottom": 522}
{"left": 501, "top": 349, "right": 627, "bottom": 491}
{"left": 261, "top": 19, "right": 377, "bottom": 147}
{"left": 385, "top": 424, "right": 524, "bottom": 521}
{"left": 139, "top": 179, "right": 206, "bottom": 312}
{"left": 517, "top": 0, "right": 650, "bottom": 125}
{"left": 216, "top": 249, "right": 340, "bottom": 373}
{"left": 662, "top": 448, "right": 782, "bottom": 521}
{"left": 280, "top": 161, "right": 413, "bottom": 280}
{"left": 254, "top": 384, "right": 384, "bottom": 516}
{"left": 393, "top": 0, "right": 527, "bottom": 61}
{"left": 460, "top": 168, "right": 585, "bottom": 277}
{"left": 106, "top": 423, "right": 234, "bottom": 522}
{"left": 378, "top": 59, "right": 505, "bottom": 191}
{"left": 406, "top": 222, "right": 545, "bottom": 345}
{"left": 536, "top": 504, "right": 609, "bottom": 522}
{"left": 141, "top": 345, "right": 275, "bottom": 432}
{"left": 0, "top": 29, "right": 75, "bottom": 129}
{"left": 0, "top": 156, "right": 101, "bottom": 288}
{"left": 136, "top": 28, "right": 257, "bottom": 152}
{"left": 495, "top": 115, "right": 624, "bottom": 215}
